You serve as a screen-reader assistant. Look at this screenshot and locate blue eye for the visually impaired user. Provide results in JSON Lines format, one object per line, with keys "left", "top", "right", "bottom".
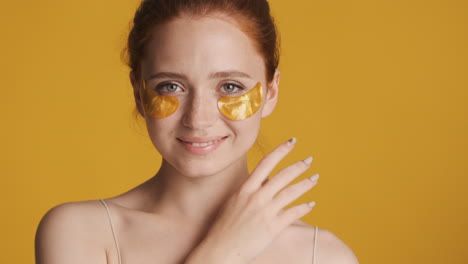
{"left": 222, "top": 83, "right": 244, "bottom": 93}
{"left": 156, "top": 83, "right": 183, "bottom": 93}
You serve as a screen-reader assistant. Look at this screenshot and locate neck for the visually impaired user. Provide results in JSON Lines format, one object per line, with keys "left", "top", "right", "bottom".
{"left": 146, "top": 155, "right": 250, "bottom": 228}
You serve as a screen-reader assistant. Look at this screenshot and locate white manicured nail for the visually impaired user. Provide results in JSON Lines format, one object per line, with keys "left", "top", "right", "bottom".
{"left": 303, "top": 156, "right": 313, "bottom": 165}
{"left": 288, "top": 137, "right": 297, "bottom": 145}
{"left": 309, "top": 173, "right": 319, "bottom": 181}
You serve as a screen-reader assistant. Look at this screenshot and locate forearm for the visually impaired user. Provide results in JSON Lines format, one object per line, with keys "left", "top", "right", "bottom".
{"left": 184, "top": 238, "right": 249, "bottom": 264}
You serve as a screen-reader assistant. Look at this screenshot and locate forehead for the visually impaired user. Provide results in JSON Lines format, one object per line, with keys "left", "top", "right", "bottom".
{"left": 141, "top": 16, "right": 265, "bottom": 81}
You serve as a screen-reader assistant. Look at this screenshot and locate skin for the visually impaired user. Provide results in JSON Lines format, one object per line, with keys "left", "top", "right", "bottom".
{"left": 35, "top": 14, "right": 359, "bottom": 264}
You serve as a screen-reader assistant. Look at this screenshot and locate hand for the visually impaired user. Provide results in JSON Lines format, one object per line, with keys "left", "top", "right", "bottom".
{"left": 194, "top": 138, "right": 319, "bottom": 263}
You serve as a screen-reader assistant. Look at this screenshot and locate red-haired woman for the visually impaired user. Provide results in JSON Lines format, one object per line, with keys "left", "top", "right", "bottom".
{"left": 35, "top": 1, "right": 359, "bottom": 263}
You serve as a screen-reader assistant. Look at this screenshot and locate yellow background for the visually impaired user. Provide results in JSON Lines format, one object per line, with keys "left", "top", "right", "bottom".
{"left": 1, "top": 0, "right": 467, "bottom": 263}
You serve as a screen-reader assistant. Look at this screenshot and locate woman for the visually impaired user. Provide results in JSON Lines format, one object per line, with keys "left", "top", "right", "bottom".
{"left": 35, "top": 0, "right": 359, "bottom": 263}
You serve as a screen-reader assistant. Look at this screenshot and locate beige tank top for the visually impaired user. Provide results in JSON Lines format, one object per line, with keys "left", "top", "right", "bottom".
{"left": 99, "top": 199, "right": 319, "bottom": 264}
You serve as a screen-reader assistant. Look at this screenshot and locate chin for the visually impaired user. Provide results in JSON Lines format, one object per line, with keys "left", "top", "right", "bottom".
{"left": 162, "top": 148, "right": 248, "bottom": 179}
{"left": 171, "top": 158, "right": 228, "bottom": 178}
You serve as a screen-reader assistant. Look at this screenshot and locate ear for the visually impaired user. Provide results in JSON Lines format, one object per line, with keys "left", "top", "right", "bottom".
{"left": 261, "top": 69, "right": 280, "bottom": 118}
{"left": 130, "top": 70, "right": 145, "bottom": 117}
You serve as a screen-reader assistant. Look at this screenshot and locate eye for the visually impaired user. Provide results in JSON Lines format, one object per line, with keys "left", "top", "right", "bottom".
{"left": 156, "top": 82, "right": 183, "bottom": 93}
{"left": 221, "top": 83, "right": 244, "bottom": 94}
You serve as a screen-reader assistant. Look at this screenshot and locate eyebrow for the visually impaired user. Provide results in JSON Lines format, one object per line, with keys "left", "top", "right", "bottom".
{"left": 147, "top": 70, "right": 252, "bottom": 80}
{"left": 209, "top": 71, "right": 252, "bottom": 79}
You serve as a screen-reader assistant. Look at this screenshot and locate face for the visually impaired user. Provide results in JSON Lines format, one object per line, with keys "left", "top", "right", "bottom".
{"left": 131, "top": 15, "right": 279, "bottom": 177}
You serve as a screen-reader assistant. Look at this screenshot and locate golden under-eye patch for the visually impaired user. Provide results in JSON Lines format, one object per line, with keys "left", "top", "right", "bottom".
{"left": 218, "top": 82, "right": 263, "bottom": 120}
{"left": 140, "top": 80, "right": 179, "bottom": 119}
{"left": 140, "top": 80, "right": 263, "bottom": 120}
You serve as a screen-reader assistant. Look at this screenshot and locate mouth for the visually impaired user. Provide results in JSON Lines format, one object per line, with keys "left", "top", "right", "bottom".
{"left": 177, "top": 136, "right": 229, "bottom": 145}
{"left": 176, "top": 136, "right": 229, "bottom": 155}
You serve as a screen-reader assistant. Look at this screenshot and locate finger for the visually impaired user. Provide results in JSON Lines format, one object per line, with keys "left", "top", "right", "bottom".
{"left": 260, "top": 178, "right": 269, "bottom": 187}
{"left": 270, "top": 175, "right": 319, "bottom": 213}
{"left": 260, "top": 157, "right": 313, "bottom": 200}
{"left": 276, "top": 201, "right": 316, "bottom": 230}
{"left": 241, "top": 137, "right": 296, "bottom": 193}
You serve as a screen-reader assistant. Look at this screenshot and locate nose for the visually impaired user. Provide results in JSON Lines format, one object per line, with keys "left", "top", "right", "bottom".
{"left": 182, "top": 93, "right": 218, "bottom": 129}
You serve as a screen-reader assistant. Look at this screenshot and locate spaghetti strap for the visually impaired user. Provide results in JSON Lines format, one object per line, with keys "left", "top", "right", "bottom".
{"left": 313, "top": 226, "right": 318, "bottom": 264}
{"left": 99, "top": 199, "right": 122, "bottom": 264}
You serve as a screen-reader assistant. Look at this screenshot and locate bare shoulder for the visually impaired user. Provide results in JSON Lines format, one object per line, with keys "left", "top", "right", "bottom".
{"left": 283, "top": 220, "right": 359, "bottom": 264}
{"left": 35, "top": 200, "right": 109, "bottom": 264}
{"left": 260, "top": 220, "right": 358, "bottom": 264}
{"left": 315, "top": 226, "right": 359, "bottom": 264}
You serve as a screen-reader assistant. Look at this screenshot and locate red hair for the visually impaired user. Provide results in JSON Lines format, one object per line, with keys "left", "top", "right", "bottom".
{"left": 123, "top": 0, "right": 281, "bottom": 118}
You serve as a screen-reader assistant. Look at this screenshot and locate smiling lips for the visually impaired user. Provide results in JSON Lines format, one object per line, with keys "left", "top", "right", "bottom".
{"left": 177, "top": 136, "right": 228, "bottom": 155}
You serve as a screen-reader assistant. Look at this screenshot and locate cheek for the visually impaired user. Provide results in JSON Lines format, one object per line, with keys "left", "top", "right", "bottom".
{"left": 144, "top": 118, "right": 178, "bottom": 151}
{"left": 229, "top": 114, "right": 262, "bottom": 146}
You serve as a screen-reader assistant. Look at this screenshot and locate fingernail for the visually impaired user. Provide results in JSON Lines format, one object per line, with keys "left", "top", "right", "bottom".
{"left": 303, "top": 156, "right": 313, "bottom": 165}
{"left": 288, "top": 137, "right": 297, "bottom": 145}
{"left": 309, "top": 173, "right": 319, "bottom": 182}
{"left": 308, "top": 201, "right": 316, "bottom": 208}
